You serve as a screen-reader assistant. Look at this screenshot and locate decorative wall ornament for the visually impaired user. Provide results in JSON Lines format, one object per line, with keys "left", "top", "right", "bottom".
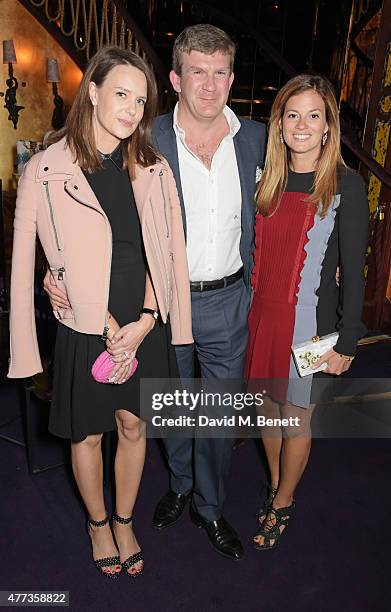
{"left": 0, "top": 40, "right": 25, "bottom": 129}
{"left": 46, "top": 58, "right": 64, "bottom": 130}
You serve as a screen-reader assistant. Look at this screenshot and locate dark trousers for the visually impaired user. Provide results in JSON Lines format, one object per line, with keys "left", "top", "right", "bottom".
{"left": 163, "top": 278, "right": 250, "bottom": 521}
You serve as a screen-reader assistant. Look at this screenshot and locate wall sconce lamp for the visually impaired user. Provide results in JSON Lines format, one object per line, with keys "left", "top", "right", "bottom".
{"left": 47, "top": 58, "right": 64, "bottom": 130}
{"left": 0, "top": 40, "right": 25, "bottom": 129}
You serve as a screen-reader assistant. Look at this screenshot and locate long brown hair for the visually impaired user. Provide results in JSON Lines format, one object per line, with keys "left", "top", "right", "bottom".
{"left": 256, "top": 74, "right": 345, "bottom": 218}
{"left": 51, "top": 46, "right": 159, "bottom": 177}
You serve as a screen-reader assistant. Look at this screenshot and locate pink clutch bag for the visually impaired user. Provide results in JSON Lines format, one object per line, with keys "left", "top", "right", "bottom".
{"left": 91, "top": 350, "right": 138, "bottom": 384}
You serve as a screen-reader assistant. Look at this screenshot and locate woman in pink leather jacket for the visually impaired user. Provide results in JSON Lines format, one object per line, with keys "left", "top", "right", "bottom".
{"left": 8, "top": 46, "right": 192, "bottom": 579}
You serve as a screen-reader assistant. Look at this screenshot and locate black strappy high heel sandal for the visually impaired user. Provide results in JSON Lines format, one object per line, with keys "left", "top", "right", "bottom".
{"left": 257, "top": 485, "right": 277, "bottom": 526}
{"left": 112, "top": 513, "right": 144, "bottom": 578}
{"left": 253, "top": 501, "right": 295, "bottom": 550}
{"left": 87, "top": 516, "right": 121, "bottom": 579}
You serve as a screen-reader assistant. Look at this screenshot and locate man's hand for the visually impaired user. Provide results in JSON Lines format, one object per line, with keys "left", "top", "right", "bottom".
{"left": 43, "top": 269, "right": 71, "bottom": 310}
{"left": 312, "top": 348, "right": 353, "bottom": 375}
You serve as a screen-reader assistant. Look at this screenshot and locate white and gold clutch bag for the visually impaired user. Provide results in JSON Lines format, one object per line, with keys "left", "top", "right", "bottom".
{"left": 292, "top": 332, "right": 339, "bottom": 377}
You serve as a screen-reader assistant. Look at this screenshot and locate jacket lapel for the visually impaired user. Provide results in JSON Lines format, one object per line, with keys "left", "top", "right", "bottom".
{"left": 152, "top": 113, "right": 187, "bottom": 236}
{"left": 131, "top": 164, "right": 160, "bottom": 222}
{"left": 234, "top": 120, "right": 257, "bottom": 288}
{"left": 234, "top": 121, "right": 254, "bottom": 240}
{"left": 64, "top": 167, "right": 104, "bottom": 214}
{"left": 36, "top": 137, "right": 105, "bottom": 215}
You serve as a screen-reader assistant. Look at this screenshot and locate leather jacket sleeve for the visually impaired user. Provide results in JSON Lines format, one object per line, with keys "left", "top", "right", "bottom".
{"left": 8, "top": 157, "right": 43, "bottom": 377}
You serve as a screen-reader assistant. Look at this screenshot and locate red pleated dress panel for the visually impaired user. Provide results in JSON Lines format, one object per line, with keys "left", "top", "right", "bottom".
{"left": 245, "top": 192, "right": 316, "bottom": 399}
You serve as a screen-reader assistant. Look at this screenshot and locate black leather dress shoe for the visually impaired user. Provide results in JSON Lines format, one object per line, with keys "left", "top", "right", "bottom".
{"left": 190, "top": 507, "right": 244, "bottom": 560}
{"left": 152, "top": 490, "right": 191, "bottom": 530}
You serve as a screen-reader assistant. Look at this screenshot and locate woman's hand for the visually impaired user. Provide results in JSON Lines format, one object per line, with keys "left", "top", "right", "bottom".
{"left": 312, "top": 348, "right": 353, "bottom": 375}
{"left": 106, "top": 315, "right": 155, "bottom": 384}
{"left": 108, "top": 352, "right": 137, "bottom": 385}
{"left": 106, "top": 313, "right": 120, "bottom": 341}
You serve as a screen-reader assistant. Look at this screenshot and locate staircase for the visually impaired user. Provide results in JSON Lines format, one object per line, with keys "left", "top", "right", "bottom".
{"left": 14, "top": 0, "right": 391, "bottom": 331}
{"left": 17, "top": 0, "right": 174, "bottom": 110}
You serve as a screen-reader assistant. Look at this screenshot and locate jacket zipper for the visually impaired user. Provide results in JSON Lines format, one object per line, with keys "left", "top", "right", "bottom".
{"left": 64, "top": 181, "right": 112, "bottom": 339}
{"left": 43, "top": 181, "right": 62, "bottom": 251}
{"left": 159, "top": 170, "right": 171, "bottom": 308}
{"left": 49, "top": 266, "right": 65, "bottom": 281}
{"left": 159, "top": 171, "right": 170, "bottom": 238}
{"left": 169, "top": 252, "right": 173, "bottom": 305}
{"left": 102, "top": 222, "right": 112, "bottom": 340}
{"left": 150, "top": 189, "right": 171, "bottom": 309}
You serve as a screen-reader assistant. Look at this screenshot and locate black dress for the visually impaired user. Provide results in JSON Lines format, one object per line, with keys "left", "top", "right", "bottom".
{"left": 49, "top": 145, "right": 178, "bottom": 442}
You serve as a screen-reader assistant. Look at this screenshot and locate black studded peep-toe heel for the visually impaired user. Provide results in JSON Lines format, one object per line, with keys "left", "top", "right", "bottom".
{"left": 87, "top": 515, "right": 121, "bottom": 579}
{"left": 112, "top": 513, "right": 144, "bottom": 578}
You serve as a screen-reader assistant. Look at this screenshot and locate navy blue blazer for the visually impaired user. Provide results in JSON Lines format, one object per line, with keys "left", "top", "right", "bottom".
{"left": 152, "top": 112, "right": 266, "bottom": 289}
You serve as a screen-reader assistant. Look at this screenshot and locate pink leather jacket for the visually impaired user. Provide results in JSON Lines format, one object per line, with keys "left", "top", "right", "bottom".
{"left": 8, "top": 137, "right": 193, "bottom": 378}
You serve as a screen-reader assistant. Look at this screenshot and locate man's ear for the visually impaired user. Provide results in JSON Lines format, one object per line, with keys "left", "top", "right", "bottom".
{"left": 89, "top": 81, "right": 98, "bottom": 106}
{"left": 228, "top": 72, "right": 234, "bottom": 90}
{"left": 169, "top": 70, "right": 181, "bottom": 94}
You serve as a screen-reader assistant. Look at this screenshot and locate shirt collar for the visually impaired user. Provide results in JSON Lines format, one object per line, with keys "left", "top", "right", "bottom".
{"left": 173, "top": 103, "right": 241, "bottom": 141}
{"left": 97, "top": 142, "right": 123, "bottom": 171}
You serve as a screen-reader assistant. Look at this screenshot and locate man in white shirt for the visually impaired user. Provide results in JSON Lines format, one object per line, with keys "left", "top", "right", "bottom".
{"left": 151, "top": 25, "right": 266, "bottom": 560}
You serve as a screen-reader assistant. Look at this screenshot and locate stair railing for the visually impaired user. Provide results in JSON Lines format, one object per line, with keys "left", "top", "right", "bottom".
{"left": 20, "top": 0, "right": 173, "bottom": 107}
{"left": 182, "top": 0, "right": 391, "bottom": 189}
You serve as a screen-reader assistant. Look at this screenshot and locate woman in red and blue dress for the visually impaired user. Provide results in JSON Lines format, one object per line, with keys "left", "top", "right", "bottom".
{"left": 245, "top": 75, "right": 368, "bottom": 549}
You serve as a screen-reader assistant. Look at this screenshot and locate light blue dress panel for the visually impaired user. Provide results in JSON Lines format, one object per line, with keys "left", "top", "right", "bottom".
{"left": 287, "top": 195, "right": 340, "bottom": 408}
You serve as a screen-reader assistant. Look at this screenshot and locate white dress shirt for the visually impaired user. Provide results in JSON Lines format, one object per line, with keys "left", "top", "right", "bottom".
{"left": 173, "top": 104, "right": 243, "bottom": 282}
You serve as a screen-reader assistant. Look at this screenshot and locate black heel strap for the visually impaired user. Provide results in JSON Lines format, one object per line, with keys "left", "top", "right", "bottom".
{"left": 122, "top": 551, "right": 143, "bottom": 571}
{"left": 258, "top": 486, "right": 278, "bottom": 518}
{"left": 275, "top": 501, "right": 295, "bottom": 517}
{"left": 88, "top": 515, "right": 108, "bottom": 528}
{"left": 112, "top": 512, "right": 133, "bottom": 525}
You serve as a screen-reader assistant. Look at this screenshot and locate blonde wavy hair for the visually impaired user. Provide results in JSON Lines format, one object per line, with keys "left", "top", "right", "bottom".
{"left": 256, "top": 74, "right": 345, "bottom": 218}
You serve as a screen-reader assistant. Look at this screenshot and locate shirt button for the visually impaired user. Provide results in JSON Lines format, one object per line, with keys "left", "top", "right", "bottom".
{"left": 211, "top": 209, "right": 215, "bottom": 213}
{"left": 208, "top": 268, "right": 212, "bottom": 272}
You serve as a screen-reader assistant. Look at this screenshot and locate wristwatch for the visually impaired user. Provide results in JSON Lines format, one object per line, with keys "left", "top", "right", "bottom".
{"left": 140, "top": 307, "right": 159, "bottom": 320}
